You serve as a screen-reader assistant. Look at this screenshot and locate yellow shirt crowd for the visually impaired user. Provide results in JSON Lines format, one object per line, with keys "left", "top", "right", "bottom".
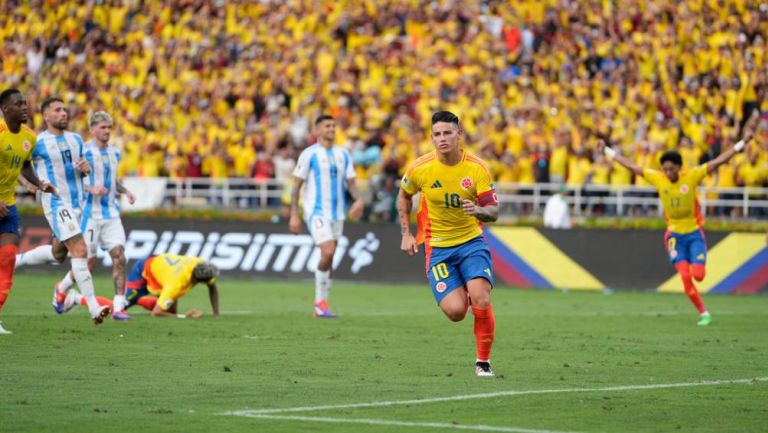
{"left": 0, "top": 0, "right": 765, "bottom": 189}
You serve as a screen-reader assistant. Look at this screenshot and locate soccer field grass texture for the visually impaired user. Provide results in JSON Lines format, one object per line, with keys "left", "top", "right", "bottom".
{"left": 1, "top": 275, "right": 766, "bottom": 433}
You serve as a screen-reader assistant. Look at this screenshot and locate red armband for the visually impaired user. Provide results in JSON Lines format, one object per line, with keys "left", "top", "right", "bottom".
{"left": 477, "top": 190, "right": 498, "bottom": 207}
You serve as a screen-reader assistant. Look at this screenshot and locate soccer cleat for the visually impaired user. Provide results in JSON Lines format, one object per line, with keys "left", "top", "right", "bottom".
{"left": 0, "top": 321, "right": 11, "bottom": 335}
{"left": 313, "top": 301, "right": 338, "bottom": 319}
{"left": 52, "top": 282, "right": 67, "bottom": 314}
{"left": 61, "top": 290, "right": 79, "bottom": 313}
{"left": 697, "top": 312, "right": 712, "bottom": 326}
{"left": 475, "top": 361, "right": 495, "bottom": 377}
{"left": 91, "top": 305, "right": 112, "bottom": 325}
{"left": 112, "top": 310, "right": 131, "bottom": 321}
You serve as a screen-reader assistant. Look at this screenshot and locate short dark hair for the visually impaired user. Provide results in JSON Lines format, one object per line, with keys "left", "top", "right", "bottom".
{"left": 40, "top": 97, "right": 64, "bottom": 114}
{"left": 193, "top": 261, "right": 220, "bottom": 281}
{"left": 315, "top": 114, "right": 334, "bottom": 126}
{"left": 431, "top": 110, "right": 460, "bottom": 126}
{"left": 0, "top": 88, "right": 21, "bottom": 107}
{"left": 660, "top": 150, "right": 683, "bottom": 167}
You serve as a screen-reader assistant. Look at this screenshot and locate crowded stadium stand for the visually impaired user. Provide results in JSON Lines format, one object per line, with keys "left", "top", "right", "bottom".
{"left": 2, "top": 0, "right": 767, "bottom": 220}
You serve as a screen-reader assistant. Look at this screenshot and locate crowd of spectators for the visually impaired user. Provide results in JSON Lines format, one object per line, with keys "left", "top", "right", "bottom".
{"left": 1, "top": 0, "right": 767, "bottom": 220}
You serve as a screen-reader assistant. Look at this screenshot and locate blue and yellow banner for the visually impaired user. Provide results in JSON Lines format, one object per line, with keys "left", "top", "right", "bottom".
{"left": 485, "top": 228, "right": 767, "bottom": 294}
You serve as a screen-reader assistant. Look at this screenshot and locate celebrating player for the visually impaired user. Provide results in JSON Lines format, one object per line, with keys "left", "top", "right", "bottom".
{"left": 597, "top": 131, "right": 753, "bottom": 326}
{"left": 397, "top": 111, "right": 499, "bottom": 377}
{"left": 52, "top": 111, "right": 136, "bottom": 320}
{"left": 289, "top": 115, "right": 364, "bottom": 318}
{"left": 34, "top": 97, "right": 111, "bottom": 324}
{"left": 0, "top": 89, "right": 56, "bottom": 334}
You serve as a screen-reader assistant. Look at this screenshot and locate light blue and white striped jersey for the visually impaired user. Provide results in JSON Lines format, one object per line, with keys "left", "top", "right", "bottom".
{"left": 33, "top": 130, "right": 86, "bottom": 213}
{"left": 82, "top": 141, "right": 121, "bottom": 220}
{"left": 293, "top": 143, "right": 356, "bottom": 221}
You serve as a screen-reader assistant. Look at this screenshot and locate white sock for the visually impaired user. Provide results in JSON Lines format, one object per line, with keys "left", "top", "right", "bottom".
{"left": 113, "top": 294, "right": 126, "bottom": 312}
{"left": 15, "top": 245, "right": 55, "bottom": 267}
{"left": 315, "top": 269, "right": 331, "bottom": 303}
{"left": 71, "top": 258, "right": 99, "bottom": 315}
{"left": 58, "top": 271, "right": 76, "bottom": 291}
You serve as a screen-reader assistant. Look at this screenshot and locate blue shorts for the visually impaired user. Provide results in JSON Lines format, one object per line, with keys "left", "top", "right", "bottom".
{"left": 425, "top": 236, "right": 494, "bottom": 304}
{"left": 0, "top": 205, "right": 20, "bottom": 236}
{"left": 125, "top": 257, "right": 151, "bottom": 309}
{"left": 664, "top": 229, "right": 706, "bottom": 265}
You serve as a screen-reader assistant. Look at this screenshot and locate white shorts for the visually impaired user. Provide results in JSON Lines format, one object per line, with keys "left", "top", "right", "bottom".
{"left": 83, "top": 218, "right": 126, "bottom": 257}
{"left": 306, "top": 216, "right": 344, "bottom": 245}
{"left": 44, "top": 205, "right": 82, "bottom": 242}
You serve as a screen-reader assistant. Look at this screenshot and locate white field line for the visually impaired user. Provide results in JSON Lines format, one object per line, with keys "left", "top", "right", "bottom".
{"left": 244, "top": 414, "right": 579, "bottom": 433}
{"left": 224, "top": 376, "right": 768, "bottom": 417}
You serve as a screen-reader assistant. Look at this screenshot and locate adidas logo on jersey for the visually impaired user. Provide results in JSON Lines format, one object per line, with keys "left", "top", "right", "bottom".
{"left": 431, "top": 180, "right": 442, "bottom": 188}
{"left": 5, "top": 144, "right": 11, "bottom": 151}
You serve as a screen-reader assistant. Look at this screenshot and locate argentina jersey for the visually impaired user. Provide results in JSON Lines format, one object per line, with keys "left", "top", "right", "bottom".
{"left": 83, "top": 141, "right": 121, "bottom": 220}
{"left": 33, "top": 130, "right": 86, "bottom": 213}
{"left": 293, "top": 143, "right": 356, "bottom": 221}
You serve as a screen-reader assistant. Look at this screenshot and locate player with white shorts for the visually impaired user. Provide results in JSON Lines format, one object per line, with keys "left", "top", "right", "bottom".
{"left": 33, "top": 97, "right": 110, "bottom": 324}
{"left": 55, "top": 111, "right": 135, "bottom": 320}
{"left": 289, "top": 115, "right": 364, "bottom": 318}
{"left": 306, "top": 215, "right": 343, "bottom": 245}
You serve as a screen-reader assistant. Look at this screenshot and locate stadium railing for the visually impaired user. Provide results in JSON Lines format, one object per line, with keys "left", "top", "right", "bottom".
{"left": 15, "top": 178, "right": 768, "bottom": 218}
{"left": 495, "top": 183, "right": 768, "bottom": 220}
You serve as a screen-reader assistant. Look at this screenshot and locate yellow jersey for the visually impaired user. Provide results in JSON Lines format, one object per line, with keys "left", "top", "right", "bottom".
{"left": 401, "top": 150, "right": 496, "bottom": 248}
{"left": 0, "top": 120, "right": 35, "bottom": 205}
{"left": 143, "top": 254, "right": 213, "bottom": 311}
{"left": 643, "top": 165, "right": 707, "bottom": 234}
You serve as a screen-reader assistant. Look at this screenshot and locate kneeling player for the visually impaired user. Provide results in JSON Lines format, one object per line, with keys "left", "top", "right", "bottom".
{"left": 124, "top": 254, "right": 220, "bottom": 319}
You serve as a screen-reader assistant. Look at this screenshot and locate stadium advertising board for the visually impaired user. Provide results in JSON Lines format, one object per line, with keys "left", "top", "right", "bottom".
{"left": 17, "top": 217, "right": 766, "bottom": 293}
{"left": 17, "top": 217, "right": 425, "bottom": 283}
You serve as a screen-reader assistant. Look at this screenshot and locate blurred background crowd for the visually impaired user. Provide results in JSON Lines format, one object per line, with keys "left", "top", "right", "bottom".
{"left": 1, "top": 0, "right": 767, "bottom": 221}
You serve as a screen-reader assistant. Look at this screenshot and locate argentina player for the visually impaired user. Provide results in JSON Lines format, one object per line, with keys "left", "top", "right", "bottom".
{"left": 33, "top": 97, "right": 110, "bottom": 324}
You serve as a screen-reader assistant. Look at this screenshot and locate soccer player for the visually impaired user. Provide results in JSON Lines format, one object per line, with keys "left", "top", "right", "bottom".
{"left": 0, "top": 88, "right": 56, "bottom": 334}
{"left": 53, "top": 111, "right": 136, "bottom": 320}
{"left": 34, "top": 97, "right": 111, "bottom": 324}
{"left": 289, "top": 115, "right": 364, "bottom": 318}
{"left": 397, "top": 111, "right": 499, "bottom": 377}
{"left": 597, "top": 131, "right": 753, "bottom": 326}
{"left": 122, "top": 254, "right": 220, "bottom": 319}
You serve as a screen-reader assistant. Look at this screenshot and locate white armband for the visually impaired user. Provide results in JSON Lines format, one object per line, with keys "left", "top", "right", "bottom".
{"left": 603, "top": 146, "right": 617, "bottom": 158}
{"left": 177, "top": 314, "right": 186, "bottom": 319}
{"left": 734, "top": 140, "right": 745, "bottom": 152}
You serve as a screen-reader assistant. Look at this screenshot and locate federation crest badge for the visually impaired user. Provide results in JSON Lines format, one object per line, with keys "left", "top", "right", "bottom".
{"left": 23, "top": 140, "right": 31, "bottom": 151}
{"left": 679, "top": 184, "right": 689, "bottom": 194}
{"left": 460, "top": 177, "right": 473, "bottom": 189}
{"left": 436, "top": 282, "right": 447, "bottom": 293}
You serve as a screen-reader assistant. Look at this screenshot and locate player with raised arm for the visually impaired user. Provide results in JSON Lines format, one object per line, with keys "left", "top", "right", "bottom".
{"left": 34, "top": 97, "right": 111, "bottom": 324}
{"left": 0, "top": 89, "right": 57, "bottom": 334}
{"left": 597, "top": 131, "right": 754, "bottom": 326}
{"left": 289, "top": 115, "right": 364, "bottom": 318}
{"left": 397, "top": 111, "right": 499, "bottom": 377}
{"left": 52, "top": 111, "right": 136, "bottom": 320}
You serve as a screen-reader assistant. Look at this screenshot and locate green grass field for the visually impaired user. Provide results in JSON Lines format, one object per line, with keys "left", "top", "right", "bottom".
{"left": 1, "top": 273, "right": 767, "bottom": 433}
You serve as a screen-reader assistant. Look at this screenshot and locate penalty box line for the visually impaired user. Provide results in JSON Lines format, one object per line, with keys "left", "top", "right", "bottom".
{"left": 224, "top": 376, "right": 768, "bottom": 417}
